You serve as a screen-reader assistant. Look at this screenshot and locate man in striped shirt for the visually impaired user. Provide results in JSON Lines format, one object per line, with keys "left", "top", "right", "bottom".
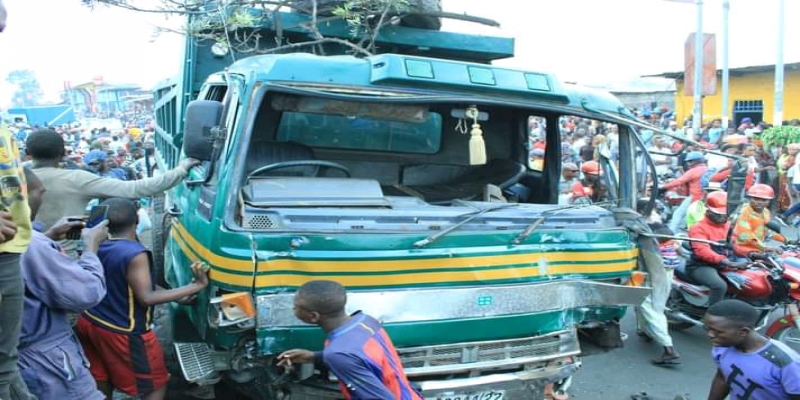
{"left": 278, "top": 280, "right": 423, "bottom": 400}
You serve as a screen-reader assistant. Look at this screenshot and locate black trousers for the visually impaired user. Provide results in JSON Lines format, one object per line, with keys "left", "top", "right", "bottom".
{"left": 689, "top": 265, "right": 728, "bottom": 305}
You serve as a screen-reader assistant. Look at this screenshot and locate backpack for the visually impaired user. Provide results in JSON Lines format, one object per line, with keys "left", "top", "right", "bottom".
{"left": 700, "top": 167, "right": 718, "bottom": 190}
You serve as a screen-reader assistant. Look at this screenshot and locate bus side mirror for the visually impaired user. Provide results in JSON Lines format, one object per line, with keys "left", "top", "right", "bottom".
{"left": 183, "top": 100, "right": 223, "bottom": 161}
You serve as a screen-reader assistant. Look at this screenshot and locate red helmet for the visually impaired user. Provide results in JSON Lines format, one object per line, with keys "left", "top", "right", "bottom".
{"left": 747, "top": 184, "right": 775, "bottom": 200}
{"left": 705, "top": 191, "right": 728, "bottom": 214}
{"left": 581, "top": 161, "right": 602, "bottom": 175}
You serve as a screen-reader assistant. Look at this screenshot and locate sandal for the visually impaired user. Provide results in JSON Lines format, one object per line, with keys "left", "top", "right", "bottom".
{"left": 651, "top": 356, "right": 682, "bottom": 367}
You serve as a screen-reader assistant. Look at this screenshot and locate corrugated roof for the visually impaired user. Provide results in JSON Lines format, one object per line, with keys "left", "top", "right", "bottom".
{"left": 643, "top": 62, "right": 800, "bottom": 79}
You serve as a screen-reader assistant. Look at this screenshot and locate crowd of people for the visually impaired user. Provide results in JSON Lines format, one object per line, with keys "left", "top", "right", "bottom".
{"left": 0, "top": 122, "right": 207, "bottom": 400}
{"left": 545, "top": 111, "right": 800, "bottom": 398}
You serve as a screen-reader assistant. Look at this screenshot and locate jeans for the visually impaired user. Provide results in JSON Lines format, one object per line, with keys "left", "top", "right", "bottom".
{"left": 668, "top": 196, "right": 692, "bottom": 233}
{"left": 782, "top": 200, "right": 800, "bottom": 219}
{"left": 689, "top": 265, "right": 728, "bottom": 305}
{"left": 0, "top": 253, "right": 36, "bottom": 399}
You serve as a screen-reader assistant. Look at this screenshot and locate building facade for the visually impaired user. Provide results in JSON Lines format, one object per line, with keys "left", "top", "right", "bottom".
{"left": 647, "top": 62, "right": 800, "bottom": 126}
{"left": 63, "top": 82, "right": 149, "bottom": 117}
{"left": 610, "top": 91, "right": 676, "bottom": 113}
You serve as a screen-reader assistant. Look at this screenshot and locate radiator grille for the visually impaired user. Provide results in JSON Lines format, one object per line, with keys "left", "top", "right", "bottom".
{"left": 174, "top": 342, "right": 216, "bottom": 382}
{"left": 397, "top": 330, "right": 577, "bottom": 376}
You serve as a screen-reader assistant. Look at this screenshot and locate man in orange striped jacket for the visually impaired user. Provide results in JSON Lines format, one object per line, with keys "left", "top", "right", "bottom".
{"left": 732, "top": 184, "right": 788, "bottom": 258}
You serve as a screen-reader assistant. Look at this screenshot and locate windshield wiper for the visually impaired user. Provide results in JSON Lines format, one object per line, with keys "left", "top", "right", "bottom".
{"left": 511, "top": 201, "right": 616, "bottom": 245}
{"left": 413, "top": 203, "right": 519, "bottom": 248}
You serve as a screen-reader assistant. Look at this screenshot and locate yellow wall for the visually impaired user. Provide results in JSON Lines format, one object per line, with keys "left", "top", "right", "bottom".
{"left": 673, "top": 69, "right": 800, "bottom": 125}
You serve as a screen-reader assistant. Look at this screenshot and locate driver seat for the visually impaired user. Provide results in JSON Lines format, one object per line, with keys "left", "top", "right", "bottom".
{"left": 245, "top": 141, "right": 315, "bottom": 176}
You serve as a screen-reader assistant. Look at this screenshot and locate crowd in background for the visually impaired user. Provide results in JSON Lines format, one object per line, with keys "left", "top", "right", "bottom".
{"left": 7, "top": 122, "right": 157, "bottom": 181}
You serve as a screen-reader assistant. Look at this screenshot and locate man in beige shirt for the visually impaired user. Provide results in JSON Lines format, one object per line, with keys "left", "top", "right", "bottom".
{"left": 26, "top": 129, "right": 199, "bottom": 229}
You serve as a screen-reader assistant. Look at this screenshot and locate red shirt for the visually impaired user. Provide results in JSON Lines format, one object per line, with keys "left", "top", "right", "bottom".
{"left": 687, "top": 216, "right": 730, "bottom": 265}
{"left": 662, "top": 164, "right": 708, "bottom": 201}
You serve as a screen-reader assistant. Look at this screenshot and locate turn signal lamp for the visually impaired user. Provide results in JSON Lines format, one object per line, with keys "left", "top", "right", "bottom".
{"left": 790, "top": 282, "right": 799, "bottom": 290}
{"left": 627, "top": 271, "right": 648, "bottom": 287}
{"left": 210, "top": 292, "right": 256, "bottom": 327}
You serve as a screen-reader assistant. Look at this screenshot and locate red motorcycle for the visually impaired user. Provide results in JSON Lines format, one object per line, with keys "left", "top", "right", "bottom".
{"left": 765, "top": 247, "right": 800, "bottom": 351}
{"left": 667, "top": 250, "right": 800, "bottom": 351}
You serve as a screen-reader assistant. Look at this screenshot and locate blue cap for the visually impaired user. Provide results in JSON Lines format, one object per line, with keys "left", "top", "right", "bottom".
{"left": 83, "top": 150, "right": 108, "bottom": 165}
{"left": 685, "top": 151, "right": 704, "bottom": 162}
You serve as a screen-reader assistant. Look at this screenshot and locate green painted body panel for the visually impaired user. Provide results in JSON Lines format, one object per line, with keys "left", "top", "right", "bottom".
{"left": 255, "top": 307, "right": 626, "bottom": 354}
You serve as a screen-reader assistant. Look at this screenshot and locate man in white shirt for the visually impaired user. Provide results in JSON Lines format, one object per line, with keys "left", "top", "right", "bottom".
{"left": 648, "top": 136, "right": 673, "bottom": 176}
{"left": 558, "top": 163, "right": 580, "bottom": 205}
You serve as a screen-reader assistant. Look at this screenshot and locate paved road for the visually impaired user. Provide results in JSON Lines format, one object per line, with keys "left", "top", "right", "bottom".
{"left": 569, "top": 311, "right": 717, "bottom": 400}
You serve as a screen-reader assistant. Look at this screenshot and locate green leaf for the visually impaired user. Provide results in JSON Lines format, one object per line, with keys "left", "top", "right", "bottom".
{"left": 761, "top": 125, "right": 800, "bottom": 148}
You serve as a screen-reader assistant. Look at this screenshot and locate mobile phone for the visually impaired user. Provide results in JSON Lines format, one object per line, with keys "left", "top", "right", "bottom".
{"left": 86, "top": 205, "right": 109, "bottom": 229}
{"left": 66, "top": 217, "right": 84, "bottom": 240}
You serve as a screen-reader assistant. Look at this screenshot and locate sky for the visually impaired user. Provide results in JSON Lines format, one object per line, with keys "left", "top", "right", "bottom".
{"left": 0, "top": 0, "right": 798, "bottom": 107}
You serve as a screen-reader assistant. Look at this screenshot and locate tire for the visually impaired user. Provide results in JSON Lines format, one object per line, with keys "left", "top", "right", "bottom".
{"left": 151, "top": 193, "right": 170, "bottom": 288}
{"left": 214, "top": 380, "right": 253, "bottom": 400}
{"left": 771, "top": 325, "right": 800, "bottom": 353}
{"left": 213, "top": 371, "right": 282, "bottom": 400}
{"left": 152, "top": 303, "right": 176, "bottom": 371}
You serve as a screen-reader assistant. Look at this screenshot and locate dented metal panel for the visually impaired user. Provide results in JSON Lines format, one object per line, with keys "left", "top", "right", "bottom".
{"left": 256, "top": 280, "right": 650, "bottom": 327}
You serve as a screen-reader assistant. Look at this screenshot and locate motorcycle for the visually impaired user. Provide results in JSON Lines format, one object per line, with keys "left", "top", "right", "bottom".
{"left": 666, "top": 249, "right": 800, "bottom": 351}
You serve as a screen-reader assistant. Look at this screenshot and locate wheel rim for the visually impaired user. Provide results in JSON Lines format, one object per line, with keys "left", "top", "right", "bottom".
{"left": 774, "top": 326, "right": 800, "bottom": 352}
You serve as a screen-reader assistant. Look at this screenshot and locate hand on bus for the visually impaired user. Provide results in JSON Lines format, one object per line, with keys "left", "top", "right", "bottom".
{"left": 180, "top": 158, "right": 201, "bottom": 170}
{"left": 190, "top": 261, "right": 210, "bottom": 288}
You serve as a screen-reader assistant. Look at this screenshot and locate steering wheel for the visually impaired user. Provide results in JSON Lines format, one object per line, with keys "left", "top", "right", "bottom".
{"left": 247, "top": 160, "right": 351, "bottom": 180}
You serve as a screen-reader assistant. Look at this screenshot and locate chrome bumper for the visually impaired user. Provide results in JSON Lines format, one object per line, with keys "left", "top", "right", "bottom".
{"left": 257, "top": 280, "right": 650, "bottom": 327}
{"left": 399, "top": 329, "right": 580, "bottom": 376}
{"left": 418, "top": 357, "right": 580, "bottom": 399}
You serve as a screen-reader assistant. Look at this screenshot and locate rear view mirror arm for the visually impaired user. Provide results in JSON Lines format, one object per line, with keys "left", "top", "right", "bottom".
{"left": 186, "top": 126, "right": 226, "bottom": 188}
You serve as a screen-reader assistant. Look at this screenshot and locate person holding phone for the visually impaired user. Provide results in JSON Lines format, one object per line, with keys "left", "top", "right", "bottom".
{"left": 17, "top": 167, "right": 108, "bottom": 400}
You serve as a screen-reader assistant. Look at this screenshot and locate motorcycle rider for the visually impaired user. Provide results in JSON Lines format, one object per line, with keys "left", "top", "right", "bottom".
{"left": 687, "top": 191, "right": 748, "bottom": 305}
{"left": 571, "top": 161, "right": 607, "bottom": 204}
{"left": 686, "top": 181, "right": 724, "bottom": 229}
{"left": 662, "top": 151, "right": 708, "bottom": 233}
{"left": 732, "top": 184, "right": 788, "bottom": 258}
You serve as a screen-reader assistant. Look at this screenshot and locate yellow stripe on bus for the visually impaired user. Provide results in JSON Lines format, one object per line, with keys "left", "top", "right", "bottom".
{"left": 171, "top": 222, "right": 252, "bottom": 270}
{"left": 171, "top": 222, "right": 637, "bottom": 274}
{"left": 252, "top": 260, "right": 637, "bottom": 287}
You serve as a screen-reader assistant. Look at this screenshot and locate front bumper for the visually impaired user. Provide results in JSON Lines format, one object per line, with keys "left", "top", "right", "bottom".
{"left": 417, "top": 356, "right": 579, "bottom": 399}
{"left": 257, "top": 280, "right": 651, "bottom": 328}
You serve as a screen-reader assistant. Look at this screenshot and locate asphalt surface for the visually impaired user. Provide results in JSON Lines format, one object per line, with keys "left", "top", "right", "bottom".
{"left": 569, "top": 311, "right": 717, "bottom": 400}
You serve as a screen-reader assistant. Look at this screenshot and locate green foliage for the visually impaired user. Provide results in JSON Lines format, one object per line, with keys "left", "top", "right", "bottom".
{"left": 332, "top": 0, "right": 410, "bottom": 37}
{"left": 760, "top": 125, "right": 800, "bottom": 149}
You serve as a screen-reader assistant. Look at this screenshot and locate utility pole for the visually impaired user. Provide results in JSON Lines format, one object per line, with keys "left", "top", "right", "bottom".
{"left": 721, "top": 0, "right": 730, "bottom": 129}
{"left": 692, "top": 0, "right": 704, "bottom": 135}
{"left": 774, "top": 0, "right": 786, "bottom": 126}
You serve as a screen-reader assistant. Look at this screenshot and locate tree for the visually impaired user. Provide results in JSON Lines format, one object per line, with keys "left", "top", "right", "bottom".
{"left": 6, "top": 69, "right": 43, "bottom": 107}
{"left": 79, "top": 0, "right": 498, "bottom": 57}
